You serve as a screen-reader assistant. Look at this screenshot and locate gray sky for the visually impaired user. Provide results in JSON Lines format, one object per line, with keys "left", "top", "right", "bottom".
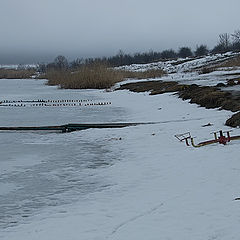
{"left": 1, "top": 0, "right": 240, "bottom": 63}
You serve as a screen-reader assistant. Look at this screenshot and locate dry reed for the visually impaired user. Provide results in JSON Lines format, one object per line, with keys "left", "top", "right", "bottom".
{"left": 0, "top": 68, "right": 35, "bottom": 79}
{"left": 45, "top": 64, "right": 165, "bottom": 89}
{"left": 219, "top": 55, "right": 240, "bottom": 68}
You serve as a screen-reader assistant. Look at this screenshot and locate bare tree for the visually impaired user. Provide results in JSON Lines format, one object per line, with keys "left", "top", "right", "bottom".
{"left": 232, "top": 30, "right": 240, "bottom": 43}
{"left": 54, "top": 55, "right": 68, "bottom": 70}
{"left": 218, "top": 33, "right": 231, "bottom": 50}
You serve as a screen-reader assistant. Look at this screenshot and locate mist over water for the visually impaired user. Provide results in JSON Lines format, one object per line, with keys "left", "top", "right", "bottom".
{"left": 1, "top": 0, "right": 240, "bottom": 64}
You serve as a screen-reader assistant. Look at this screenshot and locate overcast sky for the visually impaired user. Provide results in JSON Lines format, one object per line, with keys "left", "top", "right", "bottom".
{"left": 1, "top": 0, "right": 240, "bottom": 63}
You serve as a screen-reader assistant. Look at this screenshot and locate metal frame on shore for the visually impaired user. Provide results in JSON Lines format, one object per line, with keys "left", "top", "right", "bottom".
{"left": 175, "top": 130, "right": 240, "bottom": 147}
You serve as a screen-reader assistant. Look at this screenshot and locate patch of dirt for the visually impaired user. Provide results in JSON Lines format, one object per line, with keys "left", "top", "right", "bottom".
{"left": 171, "top": 57, "right": 198, "bottom": 66}
{"left": 227, "top": 78, "right": 240, "bottom": 86}
{"left": 197, "top": 67, "right": 216, "bottom": 75}
{"left": 224, "top": 72, "right": 240, "bottom": 77}
{"left": 118, "top": 81, "right": 187, "bottom": 95}
{"left": 219, "top": 55, "right": 240, "bottom": 68}
{"left": 178, "top": 85, "right": 240, "bottom": 111}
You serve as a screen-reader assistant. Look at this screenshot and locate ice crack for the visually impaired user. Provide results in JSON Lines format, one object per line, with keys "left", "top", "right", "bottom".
{"left": 107, "top": 203, "right": 164, "bottom": 238}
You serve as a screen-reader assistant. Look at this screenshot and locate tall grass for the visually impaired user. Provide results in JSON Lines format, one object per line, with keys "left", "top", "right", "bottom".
{"left": 0, "top": 69, "right": 35, "bottom": 79}
{"left": 219, "top": 55, "right": 240, "bottom": 68}
{"left": 121, "top": 69, "right": 165, "bottom": 79}
{"left": 45, "top": 64, "right": 165, "bottom": 89}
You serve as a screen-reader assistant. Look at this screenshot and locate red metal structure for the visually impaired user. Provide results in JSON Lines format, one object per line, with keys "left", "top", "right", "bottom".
{"left": 175, "top": 130, "right": 240, "bottom": 148}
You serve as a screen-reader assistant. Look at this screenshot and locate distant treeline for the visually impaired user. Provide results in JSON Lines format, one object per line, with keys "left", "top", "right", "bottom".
{"left": 38, "top": 29, "right": 240, "bottom": 72}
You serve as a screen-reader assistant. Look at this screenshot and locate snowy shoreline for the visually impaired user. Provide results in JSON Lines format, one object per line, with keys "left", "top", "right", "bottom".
{"left": 1, "top": 78, "right": 240, "bottom": 240}
{"left": 1, "top": 52, "right": 240, "bottom": 239}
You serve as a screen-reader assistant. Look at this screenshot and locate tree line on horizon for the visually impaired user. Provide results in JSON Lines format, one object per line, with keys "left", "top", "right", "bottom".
{"left": 38, "top": 29, "right": 240, "bottom": 72}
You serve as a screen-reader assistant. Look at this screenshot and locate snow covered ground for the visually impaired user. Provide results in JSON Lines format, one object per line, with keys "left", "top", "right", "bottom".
{"left": 116, "top": 52, "right": 240, "bottom": 87}
{"left": 0, "top": 64, "right": 37, "bottom": 69}
{"left": 1, "top": 78, "right": 240, "bottom": 240}
{"left": 116, "top": 52, "right": 240, "bottom": 74}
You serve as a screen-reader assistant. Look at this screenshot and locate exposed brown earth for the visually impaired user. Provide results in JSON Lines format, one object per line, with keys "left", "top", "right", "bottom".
{"left": 118, "top": 80, "right": 240, "bottom": 128}
{"left": 226, "top": 112, "right": 240, "bottom": 127}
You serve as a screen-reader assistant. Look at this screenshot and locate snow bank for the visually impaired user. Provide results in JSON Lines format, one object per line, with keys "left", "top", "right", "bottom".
{"left": 116, "top": 52, "right": 240, "bottom": 73}
{"left": 115, "top": 52, "right": 240, "bottom": 87}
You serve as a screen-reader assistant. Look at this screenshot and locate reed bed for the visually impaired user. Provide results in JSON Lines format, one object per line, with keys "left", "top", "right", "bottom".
{"left": 0, "top": 68, "right": 35, "bottom": 79}
{"left": 45, "top": 64, "right": 165, "bottom": 89}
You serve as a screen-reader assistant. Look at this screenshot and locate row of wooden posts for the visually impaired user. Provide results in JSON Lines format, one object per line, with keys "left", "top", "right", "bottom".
{"left": 0, "top": 99, "right": 94, "bottom": 103}
{"left": 0, "top": 100, "right": 112, "bottom": 107}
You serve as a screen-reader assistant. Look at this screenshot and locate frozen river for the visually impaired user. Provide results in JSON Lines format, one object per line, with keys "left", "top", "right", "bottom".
{"left": 1, "top": 78, "right": 240, "bottom": 240}
{"left": 0, "top": 79, "right": 130, "bottom": 229}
